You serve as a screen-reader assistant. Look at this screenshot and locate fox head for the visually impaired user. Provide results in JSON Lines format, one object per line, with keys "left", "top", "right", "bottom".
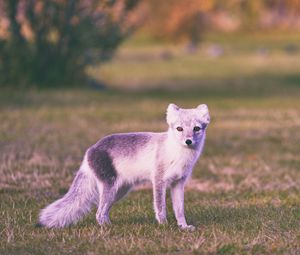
{"left": 166, "top": 103, "right": 210, "bottom": 148}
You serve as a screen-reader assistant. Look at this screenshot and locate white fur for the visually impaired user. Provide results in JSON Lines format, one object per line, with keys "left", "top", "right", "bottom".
{"left": 113, "top": 136, "right": 157, "bottom": 184}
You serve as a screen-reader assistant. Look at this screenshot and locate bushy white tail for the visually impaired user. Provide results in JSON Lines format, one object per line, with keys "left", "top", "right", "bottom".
{"left": 39, "top": 170, "right": 97, "bottom": 228}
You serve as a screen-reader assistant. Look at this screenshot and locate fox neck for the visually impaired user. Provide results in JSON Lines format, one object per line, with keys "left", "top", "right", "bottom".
{"left": 162, "top": 129, "right": 205, "bottom": 180}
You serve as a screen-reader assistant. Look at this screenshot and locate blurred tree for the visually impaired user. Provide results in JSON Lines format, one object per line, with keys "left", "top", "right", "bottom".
{"left": 0, "top": 0, "right": 140, "bottom": 87}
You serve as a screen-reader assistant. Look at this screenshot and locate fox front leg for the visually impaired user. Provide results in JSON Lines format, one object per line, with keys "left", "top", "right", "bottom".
{"left": 171, "top": 179, "right": 195, "bottom": 231}
{"left": 153, "top": 180, "right": 167, "bottom": 224}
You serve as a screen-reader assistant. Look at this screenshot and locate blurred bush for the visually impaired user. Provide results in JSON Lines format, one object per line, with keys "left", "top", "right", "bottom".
{"left": 0, "top": 0, "right": 140, "bottom": 87}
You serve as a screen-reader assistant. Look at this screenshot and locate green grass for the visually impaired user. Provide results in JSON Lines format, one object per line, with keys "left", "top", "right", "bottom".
{"left": 1, "top": 33, "right": 300, "bottom": 254}
{"left": 89, "top": 32, "right": 300, "bottom": 97}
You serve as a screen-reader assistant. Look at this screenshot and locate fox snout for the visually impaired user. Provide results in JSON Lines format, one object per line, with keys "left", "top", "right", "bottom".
{"left": 185, "top": 139, "right": 193, "bottom": 145}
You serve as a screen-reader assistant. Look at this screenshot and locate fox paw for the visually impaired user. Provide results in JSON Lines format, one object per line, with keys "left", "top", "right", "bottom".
{"left": 97, "top": 217, "right": 111, "bottom": 226}
{"left": 157, "top": 218, "right": 168, "bottom": 225}
{"left": 179, "top": 224, "right": 196, "bottom": 231}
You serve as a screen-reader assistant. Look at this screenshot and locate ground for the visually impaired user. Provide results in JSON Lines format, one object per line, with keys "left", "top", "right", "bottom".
{"left": 1, "top": 33, "right": 300, "bottom": 254}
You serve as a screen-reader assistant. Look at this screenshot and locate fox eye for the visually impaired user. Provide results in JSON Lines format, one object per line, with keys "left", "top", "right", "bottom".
{"left": 193, "top": 126, "right": 201, "bottom": 132}
{"left": 176, "top": 127, "right": 183, "bottom": 132}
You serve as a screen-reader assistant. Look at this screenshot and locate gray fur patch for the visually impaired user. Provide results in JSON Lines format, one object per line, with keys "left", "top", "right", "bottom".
{"left": 88, "top": 133, "right": 151, "bottom": 184}
{"left": 88, "top": 148, "right": 117, "bottom": 185}
{"left": 94, "top": 133, "right": 151, "bottom": 156}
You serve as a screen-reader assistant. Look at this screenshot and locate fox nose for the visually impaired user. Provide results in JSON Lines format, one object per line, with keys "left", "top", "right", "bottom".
{"left": 185, "top": 139, "right": 192, "bottom": 145}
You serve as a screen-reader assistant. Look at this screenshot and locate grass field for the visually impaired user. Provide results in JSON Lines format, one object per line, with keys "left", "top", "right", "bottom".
{"left": 1, "top": 33, "right": 300, "bottom": 254}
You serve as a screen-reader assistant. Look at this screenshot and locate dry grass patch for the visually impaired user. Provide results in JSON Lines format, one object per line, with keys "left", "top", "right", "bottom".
{"left": 0, "top": 89, "right": 299, "bottom": 254}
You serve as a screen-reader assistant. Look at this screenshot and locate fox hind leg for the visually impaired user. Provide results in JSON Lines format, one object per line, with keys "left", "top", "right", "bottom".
{"left": 96, "top": 182, "right": 116, "bottom": 225}
{"left": 96, "top": 182, "right": 132, "bottom": 225}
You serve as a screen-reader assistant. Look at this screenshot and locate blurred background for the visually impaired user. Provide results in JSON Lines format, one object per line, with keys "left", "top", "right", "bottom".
{"left": 1, "top": 1, "right": 300, "bottom": 253}
{"left": 1, "top": 0, "right": 300, "bottom": 93}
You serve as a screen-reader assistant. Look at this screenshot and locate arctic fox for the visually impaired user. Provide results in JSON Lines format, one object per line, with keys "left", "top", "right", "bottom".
{"left": 39, "top": 103, "right": 210, "bottom": 230}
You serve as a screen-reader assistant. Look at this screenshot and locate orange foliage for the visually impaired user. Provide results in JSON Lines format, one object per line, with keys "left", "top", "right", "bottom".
{"left": 165, "top": 0, "right": 213, "bottom": 39}
{"left": 145, "top": 0, "right": 215, "bottom": 43}
{"left": 142, "top": 0, "right": 300, "bottom": 42}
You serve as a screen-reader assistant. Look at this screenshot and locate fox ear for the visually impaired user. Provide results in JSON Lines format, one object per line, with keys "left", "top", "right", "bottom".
{"left": 197, "top": 104, "right": 210, "bottom": 124}
{"left": 166, "top": 103, "right": 179, "bottom": 125}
